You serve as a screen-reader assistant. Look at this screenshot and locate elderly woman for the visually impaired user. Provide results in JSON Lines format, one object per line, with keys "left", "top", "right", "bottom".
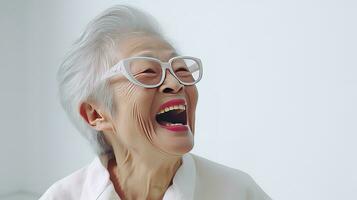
{"left": 40, "top": 5, "right": 271, "bottom": 200}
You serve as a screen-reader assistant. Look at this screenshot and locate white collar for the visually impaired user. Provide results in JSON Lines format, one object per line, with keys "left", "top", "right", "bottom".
{"left": 88, "top": 153, "right": 196, "bottom": 200}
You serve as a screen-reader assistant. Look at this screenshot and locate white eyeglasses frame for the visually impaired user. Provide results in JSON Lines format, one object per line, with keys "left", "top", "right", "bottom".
{"left": 101, "top": 55, "right": 203, "bottom": 88}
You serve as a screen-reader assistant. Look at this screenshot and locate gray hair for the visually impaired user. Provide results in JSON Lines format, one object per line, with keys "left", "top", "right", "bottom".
{"left": 57, "top": 5, "right": 164, "bottom": 154}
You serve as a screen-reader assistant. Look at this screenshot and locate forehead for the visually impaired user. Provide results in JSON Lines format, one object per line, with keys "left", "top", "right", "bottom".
{"left": 118, "top": 34, "right": 177, "bottom": 61}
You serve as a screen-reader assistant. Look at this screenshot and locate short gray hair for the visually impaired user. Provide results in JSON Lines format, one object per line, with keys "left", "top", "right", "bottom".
{"left": 58, "top": 5, "right": 164, "bottom": 154}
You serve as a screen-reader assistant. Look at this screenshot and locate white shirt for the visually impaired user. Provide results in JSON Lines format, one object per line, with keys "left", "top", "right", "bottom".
{"left": 40, "top": 153, "right": 271, "bottom": 200}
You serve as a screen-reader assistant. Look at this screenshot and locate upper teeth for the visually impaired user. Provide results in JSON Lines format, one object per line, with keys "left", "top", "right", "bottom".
{"left": 158, "top": 105, "right": 186, "bottom": 114}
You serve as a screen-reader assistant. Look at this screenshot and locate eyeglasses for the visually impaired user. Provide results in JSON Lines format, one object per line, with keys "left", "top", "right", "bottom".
{"left": 101, "top": 56, "right": 203, "bottom": 88}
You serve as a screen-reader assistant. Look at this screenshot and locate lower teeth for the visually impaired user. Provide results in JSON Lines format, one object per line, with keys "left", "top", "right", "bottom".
{"left": 165, "top": 123, "right": 183, "bottom": 126}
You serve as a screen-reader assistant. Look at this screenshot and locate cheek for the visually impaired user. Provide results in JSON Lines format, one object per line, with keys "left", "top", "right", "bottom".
{"left": 185, "top": 86, "right": 198, "bottom": 132}
{"left": 186, "top": 86, "right": 198, "bottom": 110}
{"left": 112, "top": 82, "right": 157, "bottom": 144}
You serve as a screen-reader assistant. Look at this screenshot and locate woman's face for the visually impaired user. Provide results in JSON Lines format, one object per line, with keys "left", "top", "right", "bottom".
{"left": 107, "top": 34, "right": 198, "bottom": 156}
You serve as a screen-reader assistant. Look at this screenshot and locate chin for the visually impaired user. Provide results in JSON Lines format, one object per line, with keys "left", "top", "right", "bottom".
{"left": 155, "top": 127, "right": 194, "bottom": 156}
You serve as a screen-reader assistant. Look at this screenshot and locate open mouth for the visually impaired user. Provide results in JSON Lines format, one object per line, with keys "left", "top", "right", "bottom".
{"left": 155, "top": 99, "right": 188, "bottom": 132}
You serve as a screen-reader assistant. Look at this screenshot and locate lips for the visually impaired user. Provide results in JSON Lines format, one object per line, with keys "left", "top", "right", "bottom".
{"left": 155, "top": 99, "right": 188, "bottom": 132}
{"left": 157, "top": 99, "right": 186, "bottom": 113}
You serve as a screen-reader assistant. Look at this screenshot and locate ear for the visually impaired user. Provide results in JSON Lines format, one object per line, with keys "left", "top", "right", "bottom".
{"left": 79, "top": 102, "right": 113, "bottom": 132}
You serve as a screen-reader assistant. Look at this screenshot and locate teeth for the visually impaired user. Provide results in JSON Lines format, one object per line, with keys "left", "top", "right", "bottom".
{"left": 158, "top": 104, "right": 186, "bottom": 115}
{"left": 165, "top": 123, "right": 184, "bottom": 126}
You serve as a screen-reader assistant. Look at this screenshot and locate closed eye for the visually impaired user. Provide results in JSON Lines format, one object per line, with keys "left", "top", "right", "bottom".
{"left": 175, "top": 67, "right": 189, "bottom": 72}
{"left": 142, "top": 68, "right": 157, "bottom": 74}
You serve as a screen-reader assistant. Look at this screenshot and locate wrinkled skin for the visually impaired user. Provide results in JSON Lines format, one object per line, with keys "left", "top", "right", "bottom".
{"left": 80, "top": 34, "right": 198, "bottom": 199}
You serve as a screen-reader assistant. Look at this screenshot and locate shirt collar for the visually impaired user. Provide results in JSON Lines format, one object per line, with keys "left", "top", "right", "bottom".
{"left": 91, "top": 153, "right": 196, "bottom": 200}
{"left": 168, "top": 153, "right": 196, "bottom": 200}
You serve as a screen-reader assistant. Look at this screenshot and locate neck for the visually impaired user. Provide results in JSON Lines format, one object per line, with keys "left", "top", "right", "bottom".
{"left": 108, "top": 147, "right": 182, "bottom": 200}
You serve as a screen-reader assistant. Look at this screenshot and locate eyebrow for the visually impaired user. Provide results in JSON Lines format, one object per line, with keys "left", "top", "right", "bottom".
{"left": 134, "top": 51, "right": 179, "bottom": 60}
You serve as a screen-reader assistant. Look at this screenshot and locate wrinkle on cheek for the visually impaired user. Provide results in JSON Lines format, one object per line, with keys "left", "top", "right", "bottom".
{"left": 133, "top": 102, "right": 155, "bottom": 144}
{"left": 113, "top": 82, "right": 156, "bottom": 146}
{"left": 115, "top": 82, "right": 136, "bottom": 100}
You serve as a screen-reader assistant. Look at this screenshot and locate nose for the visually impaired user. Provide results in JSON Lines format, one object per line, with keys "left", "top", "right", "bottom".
{"left": 159, "top": 69, "right": 183, "bottom": 94}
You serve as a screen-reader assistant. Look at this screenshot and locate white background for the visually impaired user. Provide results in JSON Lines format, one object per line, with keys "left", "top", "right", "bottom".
{"left": 1, "top": 0, "right": 356, "bottom": 199}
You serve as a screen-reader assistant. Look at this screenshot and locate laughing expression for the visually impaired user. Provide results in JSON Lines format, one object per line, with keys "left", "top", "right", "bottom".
{"left": 108, "top": 34, "right": 198, "bottom": 156}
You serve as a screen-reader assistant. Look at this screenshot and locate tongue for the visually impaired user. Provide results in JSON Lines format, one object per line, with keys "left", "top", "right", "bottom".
{"left": 156, "top": 109, "right": 186, "bottom": 126}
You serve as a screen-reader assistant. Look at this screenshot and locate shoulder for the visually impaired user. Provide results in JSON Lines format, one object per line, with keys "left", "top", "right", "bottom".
{"left": 39, "top": 165, "right": 90, "bottom": 200}
{"left": 39, "top": 157, "right": 108, "bottom": 200}
{"left": 191, "top": 154, "right": 252, "bottom": 183}
{"left": 190, "top": 154, "right": 271, "bottom": 200}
